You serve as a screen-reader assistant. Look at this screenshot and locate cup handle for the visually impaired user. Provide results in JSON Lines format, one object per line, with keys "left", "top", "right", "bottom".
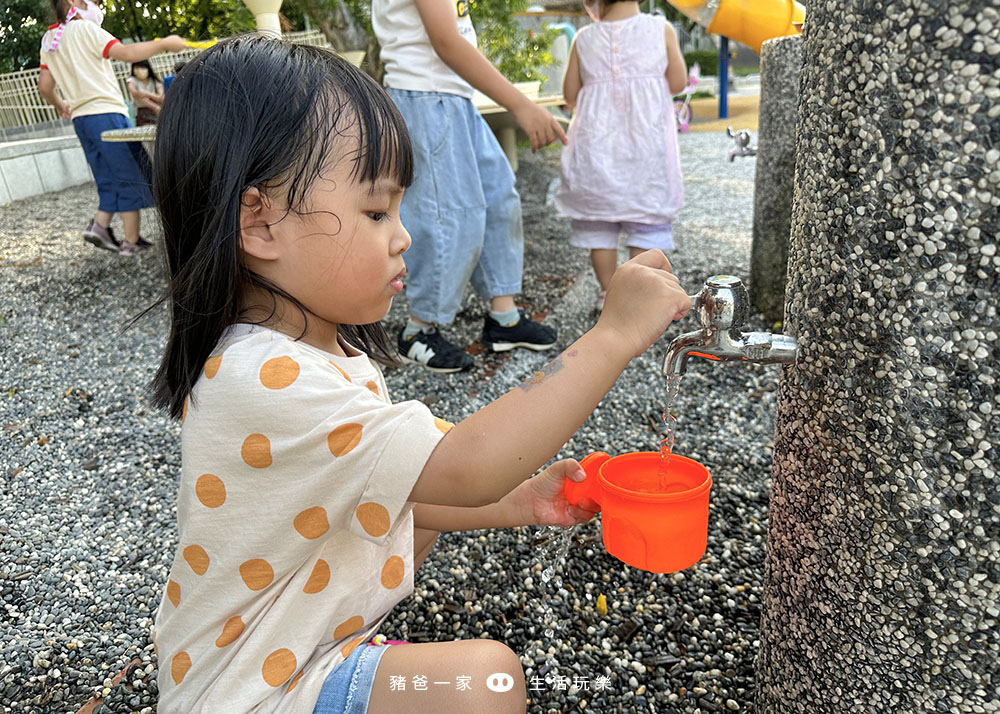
{"left": 562, "top": 451, "right": 609, "bottom": 510}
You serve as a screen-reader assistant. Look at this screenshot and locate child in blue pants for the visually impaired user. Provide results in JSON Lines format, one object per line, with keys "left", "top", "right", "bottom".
{"left": 373, "top": 0, "right": 568, "bottom": 373}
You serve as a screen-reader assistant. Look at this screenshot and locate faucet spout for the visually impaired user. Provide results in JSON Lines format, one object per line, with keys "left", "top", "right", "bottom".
{"left": 663, "top": 276, "right": 798, "bottom": 376}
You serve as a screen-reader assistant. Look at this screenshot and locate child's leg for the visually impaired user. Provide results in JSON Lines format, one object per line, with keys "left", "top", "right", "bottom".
{"left": 387, "top": 89, "right": 487, "bottom": 326}
{"left": 569, "top": 220, "right": 621, "bottom": 291}
{"left": 120, "top": 211, "right": 141, "bottom": 244}
{"left": 367, "top": 640, "right": 527, "bottom": 714}
{"left": 464, "top": 105, "right": 524, "bottom": 310}
{"left": 590, "top": 249, "right": 618, "bottom": 292}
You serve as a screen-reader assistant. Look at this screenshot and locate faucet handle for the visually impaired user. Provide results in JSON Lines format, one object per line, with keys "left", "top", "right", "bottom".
{"left": 695, "top": 275, "right": 750, "bottom": 331}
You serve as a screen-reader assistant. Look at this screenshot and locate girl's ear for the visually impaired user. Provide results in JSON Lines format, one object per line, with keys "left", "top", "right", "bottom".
{"left": 240, "top": 187, "right": 281, "bottom": 261}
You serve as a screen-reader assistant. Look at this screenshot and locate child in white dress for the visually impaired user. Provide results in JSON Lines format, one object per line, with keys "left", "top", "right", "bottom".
{"left": 556, "top": 0, "right": 689, "bottom": 311}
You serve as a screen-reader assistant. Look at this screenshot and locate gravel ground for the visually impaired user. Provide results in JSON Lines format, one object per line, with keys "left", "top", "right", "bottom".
{"left": 1, "top": 132, "right": 777, "bottom": 714}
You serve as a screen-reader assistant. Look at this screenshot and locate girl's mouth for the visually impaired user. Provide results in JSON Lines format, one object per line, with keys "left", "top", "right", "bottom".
{"left": 390, "top": 269, "right": 406, "bottom": 293}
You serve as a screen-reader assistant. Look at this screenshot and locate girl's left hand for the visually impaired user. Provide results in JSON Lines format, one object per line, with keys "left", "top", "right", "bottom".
{"left": 506, "top": 458, "right": 600, "bottom": 527}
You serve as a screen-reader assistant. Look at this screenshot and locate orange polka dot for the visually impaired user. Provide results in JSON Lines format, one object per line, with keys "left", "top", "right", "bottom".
{"left": 171, "top": 652, "right": 191, "bottom": 684}
{"left": 294, "top": 506, "right": 329, "bottom": 539}
{"left": 204, "top": 355, "right": 222, "bottom": 379}
{"left": 434, "top": 418, "right": 454, "bottom": 434}
{"left": 166, "top": 580, "right": 180, "bottom": 607}
{"left": 355, "top": 502, "right": 391, "bottom": 537}
{"left": 381, "top": 555, "right": 405, "bottom": 589}
{"left": 195, "top": 473, "right": 226, "bottom": 508}
{"left": 329, "top": 361, "right": 351, "bottom": 381}
{"left": 333, "top": 615, "right": 365, "bottom": 640}
{"left": 366, "top": 380, "right": 379, "bottom": 396}
{"left": 242, "top": 433, "right": 272, "bottom": 468}
{"left": 328, "top": 423, "right": 363, "bottom": 457}
{"left": 303, "top": 559, "right": 330, "bottom": 594}
{"left": 262, "top": 648, "right": 297, "bottom": 687}
{"left": 340, "top": 636, "right": 364, "bottom": 660}
{"left": 287, "top": 670, "right": 304, "bottom": 692}
{"left": 260, "top": 356, "right": 300, "bottom": 390}
{"left": 215, "top": 616, "right": 245, "bottom": 647}
{"left": 240, "top": 559, "right": 274, "bottom": 590}
{"left": 183, "top": 545, "right": 210, "bottom": 575}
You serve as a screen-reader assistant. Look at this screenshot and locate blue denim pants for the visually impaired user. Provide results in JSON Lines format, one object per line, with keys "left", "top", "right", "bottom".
{"left": 386, "top": 88, "right": 524, "bottom": 325}
{"left": 72, "top": 113, "right": 153, "bottom": 213}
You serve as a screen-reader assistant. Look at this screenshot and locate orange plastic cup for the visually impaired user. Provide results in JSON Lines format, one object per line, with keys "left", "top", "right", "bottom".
{"left": 563, "top": 451, "right": 712, "bottom": 574}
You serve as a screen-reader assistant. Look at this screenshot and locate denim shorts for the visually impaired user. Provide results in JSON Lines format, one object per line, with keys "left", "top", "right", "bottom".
{"left": 569, "top": 219, "right": 675, "bottom": 252}
{"left": 312, "top": 642, "right": 390, "bottom": 714}
{"left": 72, "top": 113, "right": 153, "bottom": 213}
{"left": 385, "top": 88, "right": 523, "bottom": 324}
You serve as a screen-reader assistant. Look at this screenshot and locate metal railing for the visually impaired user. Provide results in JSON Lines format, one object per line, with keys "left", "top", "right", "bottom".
{"left": 0, "top": 30, "right": 332, "bottom": 137}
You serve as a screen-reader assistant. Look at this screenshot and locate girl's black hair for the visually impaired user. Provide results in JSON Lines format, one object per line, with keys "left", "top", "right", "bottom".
{"left": 131, "top": 59, "right": 160, "bottom": 83}
{"left": 50, "top": 0, "right": 68, "bottom": 24}
{"left": 148, "top": 35, "right": 414, "bottom": 420}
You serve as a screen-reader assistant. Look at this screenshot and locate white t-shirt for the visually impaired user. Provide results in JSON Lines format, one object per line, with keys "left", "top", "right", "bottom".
{"left": 153, "top": 324, "right": 451, "bottom": 714}
{"left": 39, "top": 19, "right": 127, "bottom": 118}
{"left": 372, "top": 0, "right": 478, "bottom": 98}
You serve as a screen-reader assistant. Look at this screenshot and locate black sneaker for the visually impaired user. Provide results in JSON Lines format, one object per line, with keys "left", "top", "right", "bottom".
{"left": 482, "top": 310, "right": 557, "bottom": 352}
{"left": 398, "top": 325, "right": 474, "bottom": 373}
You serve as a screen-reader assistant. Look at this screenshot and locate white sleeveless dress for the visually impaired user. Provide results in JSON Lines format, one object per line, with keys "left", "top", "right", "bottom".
{"left": 555, "top": 14, "right": 684, "bottom": 226}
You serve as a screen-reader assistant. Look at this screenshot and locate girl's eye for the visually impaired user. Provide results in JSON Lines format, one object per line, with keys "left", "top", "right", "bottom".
{"left": 367, "top": 211, "right": 389, "bottom": 222}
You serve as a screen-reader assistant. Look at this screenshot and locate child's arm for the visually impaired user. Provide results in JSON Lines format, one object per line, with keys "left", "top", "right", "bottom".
{"left": 412, "top": 459, "right": 598, "bottom": 531}
{"left": 665, "top": 22, "right": 688, "bottom": 95}
{"left": 414, "top": 0, "right": 567, "bottom": 151}
{"left": 127, "top": 81, "right": 162, "bottom": 110}
{"left": 410, "top": 250, "right": 690, "bottom": 509}
{"left": 561, "top": 37, "right": 582, "bottom": 109}
{"left": 37, "top": 70, "right": 71, "bottom": 119}
{"left": 108, "top": 35, "right": 188, "bottom": 64}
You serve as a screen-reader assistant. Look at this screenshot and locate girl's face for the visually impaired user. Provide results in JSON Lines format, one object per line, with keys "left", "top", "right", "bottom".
{"left": 241, "top": 144, "right": 410, "bottom": 347}
{"left": 133, "top": 66, "right": 150, "bottom": 80}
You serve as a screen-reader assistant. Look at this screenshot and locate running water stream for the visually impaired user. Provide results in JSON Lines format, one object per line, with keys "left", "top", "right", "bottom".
{"left": 657, "top": 374, "right": 684, "bottom": 484}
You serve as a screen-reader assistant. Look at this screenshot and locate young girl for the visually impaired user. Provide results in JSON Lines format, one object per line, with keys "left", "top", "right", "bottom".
{"left": 36, "top": 0, "right": 186, "bottom": 254}
{"left": 555, "top": 0, "right": 689, "bottom": 312}
{"left": 150, "top": 36, "right": 690, "bottom": 714}
{"left": 126, "top": 59, "right": 164, "bottom": 125}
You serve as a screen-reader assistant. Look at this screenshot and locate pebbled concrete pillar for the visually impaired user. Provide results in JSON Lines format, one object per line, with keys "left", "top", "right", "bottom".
{"left": 756, "top": 2, "right": 999, "bottom": 713}
{"left": 750, "top": 34, "right": 803, "bottom": 324}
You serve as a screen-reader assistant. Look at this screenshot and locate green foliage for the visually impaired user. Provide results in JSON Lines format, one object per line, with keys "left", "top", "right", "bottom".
{"left": 685, "top": 49, "right": 718, "bottom": 76}
{"left": 0, "top": 0, "right": 49, "bottom": 72}
{"left": 101, "top": 0, "right": 257, "bottom": 43}
{"left": 467, "top": 0, "right": 556, "bottom": 83}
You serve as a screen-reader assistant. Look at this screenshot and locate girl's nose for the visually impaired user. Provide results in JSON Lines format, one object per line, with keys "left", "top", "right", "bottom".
{"left": 394, "top": 224, "right": 411, "bottom": 254}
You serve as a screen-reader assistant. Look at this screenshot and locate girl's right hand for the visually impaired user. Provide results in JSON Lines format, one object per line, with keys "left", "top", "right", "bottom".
{"left": 162, "top": 35, "right": 189, "bottom": 52}
{"left": 596, "top": 250, "right": 690, "bottom": 358}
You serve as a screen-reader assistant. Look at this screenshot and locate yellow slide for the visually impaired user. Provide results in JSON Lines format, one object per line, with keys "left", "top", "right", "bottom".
{"left": 667, "top": 0, "right": 805, "bottom": 53}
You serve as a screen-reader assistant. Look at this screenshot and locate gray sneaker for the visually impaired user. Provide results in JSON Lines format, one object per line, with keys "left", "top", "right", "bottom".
{"left": 83, "top": 219, "right": 121, "bottom": 252}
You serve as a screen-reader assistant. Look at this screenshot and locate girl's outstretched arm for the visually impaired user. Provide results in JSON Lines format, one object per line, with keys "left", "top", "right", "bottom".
{"left": 412, "top": 459, "right": 599, "bottom": 531}
{"left": 410, "top": 251, "right": 690, "bottom": 509}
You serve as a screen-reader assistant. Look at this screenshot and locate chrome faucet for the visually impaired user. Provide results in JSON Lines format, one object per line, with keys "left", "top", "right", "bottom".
{"left": 726, "top": 127, "right": 757, "bottom": 161}
{"left": 664, "top": 275, "right": 798, "bottom": 376}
